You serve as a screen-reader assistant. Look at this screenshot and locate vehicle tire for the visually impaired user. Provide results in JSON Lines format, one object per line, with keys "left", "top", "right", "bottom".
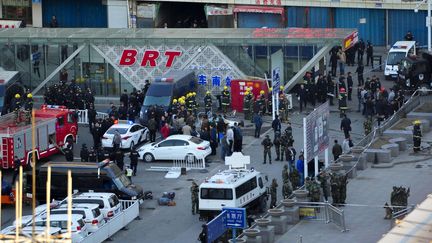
{"left": 130, "top": 141, "right": 135, "bottom": 150}
{"left": 420, "top": 84, "right": 430, "bottom": 96}
{"left": 185, "top": 154, "right": 197, "bottom": 163}
{"left": 143, "top": 153, "right": 154, "bottom": 162}
{"left": 27, "top": 152, "right": 38, "bottom": 169}
{"left": 258, "top": 195, "right": 267, "bottom": 213}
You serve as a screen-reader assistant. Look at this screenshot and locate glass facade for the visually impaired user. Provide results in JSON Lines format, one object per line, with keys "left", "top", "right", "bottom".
{"left": 0, "top": 28, "right": 353, "bottom": 97}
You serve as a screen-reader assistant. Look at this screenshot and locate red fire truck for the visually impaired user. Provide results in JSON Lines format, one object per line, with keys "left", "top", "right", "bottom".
{"left": 0, "top": 105, "right": 78, "bottom": 169}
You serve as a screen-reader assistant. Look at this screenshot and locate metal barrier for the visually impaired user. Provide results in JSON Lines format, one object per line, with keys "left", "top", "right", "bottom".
{"left": 295, "top": 201, "right": 329, "bottom": 222}
{"left": 390, "top": 205, "right": 415, "bottom": 229}
{"left": 172, "top": 154, "right": 206, "bottom": 170}
{"left": 327, "top": 203, "right": 348, "bottom": 232}
{"left": 79, "top": 199, "right": 140, "bottom": 243}
{"left": 76, "top": 109, "right": 109, "bottom": 125}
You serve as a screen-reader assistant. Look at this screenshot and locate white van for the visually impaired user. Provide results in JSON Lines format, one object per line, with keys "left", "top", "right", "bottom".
{"left": 385, "top": 41, "right": 416, "bottom": 79}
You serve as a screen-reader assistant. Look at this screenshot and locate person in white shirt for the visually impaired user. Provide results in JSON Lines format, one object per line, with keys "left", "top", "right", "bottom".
{"left": 226, "top": 126, "right": 234, "bottom": 155}
{"left": 342, "top": 137, "right": 351, "bottom": 154}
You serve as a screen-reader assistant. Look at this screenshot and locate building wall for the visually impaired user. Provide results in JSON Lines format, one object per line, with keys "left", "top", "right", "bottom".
{"left": 287, "top": 7, "right": 332, "bottom": 28}
{"left": 335, "top": 8, "right": 385, "bottom": 46}
{"left": 237, "top": 12, "right": 284, "bottom": 28}
{"left": 388, "top": 10, "right": 427, "bottom": 47}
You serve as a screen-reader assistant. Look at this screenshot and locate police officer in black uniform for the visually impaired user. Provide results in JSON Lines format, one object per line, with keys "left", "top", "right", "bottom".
{"left": 130, "top": 148, "right": 139, "bottom": 176}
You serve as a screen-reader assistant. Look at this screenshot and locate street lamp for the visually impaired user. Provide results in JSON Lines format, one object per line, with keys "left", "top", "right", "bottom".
{"left": 415, "top": 0, "right": 431, "bottom": 52}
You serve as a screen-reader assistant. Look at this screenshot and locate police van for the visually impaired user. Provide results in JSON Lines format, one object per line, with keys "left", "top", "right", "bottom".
{"left": 385, "top": 41, "right": 416, "bottom": 80}
{"left": 198, "top": 153, "right": 268, "bottom": 219}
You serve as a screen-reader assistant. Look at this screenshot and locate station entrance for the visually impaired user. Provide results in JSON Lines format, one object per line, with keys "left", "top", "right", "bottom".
{"left": 156, "top": 2, "right": 207, "bottom": 28}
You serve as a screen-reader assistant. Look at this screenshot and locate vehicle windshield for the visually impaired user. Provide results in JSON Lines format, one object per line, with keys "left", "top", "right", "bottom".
{"left": 399, "top": 59, "right": 412, "bottom": 73}
{"left": 387, "top": 52, "right": 406, "bottom": 65}
{"left": 114, "top": 174, "right": 131, "bottom": 189}
{"left": 144, "top": 96, "right": 171, "bottom": 106}
{"left": 106, "top": 128, "right": 128, "bottom": 135}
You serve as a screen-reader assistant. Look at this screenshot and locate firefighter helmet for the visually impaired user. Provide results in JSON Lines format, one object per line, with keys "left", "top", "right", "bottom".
{"left": 224, "top": 86, "right": 228, "bottom": 90}
{"left": 414, "top": 120, "right": 421, "bottom": 125}
{"left": 27, "top": 93, "right": 33, "bottom": 98}
{"left": 173, "top": 99, "right": 177, "bottom": 103}
{"left": 260, "top": 90, "right": 265, "bottom": 95}
{"left": 15, "top": 94, "right": 20, "bottom": 99}
{"left": 206, "top": 91, "right": 210, "bottom": 95}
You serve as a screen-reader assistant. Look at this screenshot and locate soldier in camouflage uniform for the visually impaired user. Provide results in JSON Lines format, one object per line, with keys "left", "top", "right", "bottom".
{"left": 261, "top": 134, "right": 273, "bottom": 164}
{"left": 270, "top": 178, "right": 278, "bottom": 208}
{"left": 318, "top": 170, "right": 330, "bottom": 202}
{"left": 363, "top": 117, "right": 372, "bottom": 136}
{"left": 330, "top": 173, "right": 340, "bottom": 205}
{"left": 257, "top": 91, "right": 266, "bottom": 115}
{"left": 289, "top": 167, "right": 300, "bottom": 190}
{"left": 191, "top": 181, "right": 199, "bottom": 215}
{"left": 280, "top": 133, "right": 289, "bottom": 161}
{"left": 339, "top": 174, "right": 348, "bottom": 204}
{"left": 282, "top": 164, "right": 289, "bottom": 183}
{"left": 282, "top": 178, "right": 293, "bottom": 199}
{"left": 309, "top": 178, "right": 321, "bottom": 202}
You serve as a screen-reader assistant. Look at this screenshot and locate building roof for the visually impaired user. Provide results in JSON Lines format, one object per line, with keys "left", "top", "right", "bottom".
{"left": 0, "top": 28, "right": 357, "bottom": 45}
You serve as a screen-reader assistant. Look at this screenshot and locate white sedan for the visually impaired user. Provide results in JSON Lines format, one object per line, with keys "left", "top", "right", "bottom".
{"left": 137, "top": 135, "right": 211, "bottom": 162}
{"left": 102, "top": 122, "right": 149, "bottom": 150}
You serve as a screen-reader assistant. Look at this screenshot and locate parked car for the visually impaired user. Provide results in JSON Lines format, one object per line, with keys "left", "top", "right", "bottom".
{"left": 137, "top": 135, "right": 211, "bottom": 162}
{"left": 101, "top": 122, "right": 149, "bottom": 150}
{"left": 62, "top": 192, "right": 121, "bottom": 221}
{"left": 34, "top": 214, "right": 88, "bottom": 242}
{"left": 47, "top": 203, "right": 105, "bottom": 233}
{"left": 1, "top": 226, "right": 62, "bottom": 239}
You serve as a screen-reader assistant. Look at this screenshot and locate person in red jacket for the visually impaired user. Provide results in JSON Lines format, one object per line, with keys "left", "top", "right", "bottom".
{"left": 160, "top": 122, "right": 171, "bottom": 139}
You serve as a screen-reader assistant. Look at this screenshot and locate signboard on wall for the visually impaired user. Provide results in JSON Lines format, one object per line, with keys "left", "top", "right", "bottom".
{"left": 343, "top": 31, "right": 359, "bottom": 50}
{"left": 137, "top": 4, "right": 156, "bottom": 18}
{"left": 303, "top": 101, "right": 330, "bottom": 162}
{"left": 94, "top": 44, "right": 245, "bottom": 89}
{"left": 206, "top": 5, "right": 233, "bottom": 16}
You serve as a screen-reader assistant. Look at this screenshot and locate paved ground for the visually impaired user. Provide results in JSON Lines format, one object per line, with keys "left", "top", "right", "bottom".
{"left": 3, "top": 48, "right": 431, "bottom": 243}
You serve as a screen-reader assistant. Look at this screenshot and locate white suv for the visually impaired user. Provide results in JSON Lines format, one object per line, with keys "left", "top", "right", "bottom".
{"left": 34, "top": 214, "right": 88, "bottom": 242}
{"left": 64, "top": 192, "right": 121, "bottom": 221}
{"left": 48, "top": 204, "right": 105, "bottom": 233}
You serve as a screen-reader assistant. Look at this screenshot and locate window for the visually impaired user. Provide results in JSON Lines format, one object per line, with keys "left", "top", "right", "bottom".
{"left": 173, "top": 140, "right": 189, "bottom": 146}
{"left": 200, "top": 188, "right": 233, "bottom": 200}
{"left": 67, "top": 114, "right": 74, "bottom": 123}
{"left": 57, "top": 117, "right": 64, "bottom": 126}
{"left": 235, "top": 177, "right": 258, "bottom": 198}
{"left": 71, "top": 199, "right": 104, "bottom": 209}
{"left": 189, "top": 137, "right": 204, "bottom": 144}
{"left": 51, "top": 210, "right": 86, "bottom": 219}
{"left": 92, "top": 208, "right": 102, "bottom": 217}
{"left": 158, "top": 140, "right": 175, "bottom": 147}
{"left": 258, "top": 177, "right": 263, "bottom": 188}
{"left": 109, "top": 195, "right": 120, "bottom": 207}
{"left": 106, "top": 128, "right": 128, "bottom": 134}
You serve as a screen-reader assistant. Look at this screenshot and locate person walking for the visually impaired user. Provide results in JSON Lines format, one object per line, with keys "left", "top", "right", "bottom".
{"left": 11, "top": 156, "right": 21, "bottom": 185}
{"left": 115, "top": 150, "right": 124, "bottom": 170}
{"left": 253, "top": 112, "right": 263, "bottom": 138}
{"left": 274, "top": 132, "right": 281, "bottom": 161}
{"left": 148, "top": 117, "right": 157, "bottom": 142}
{"left": 112, "top": 130, "right": 122, "bottom": 151}
{"left": 160, "top": 122, "right": 170, "bottom": 139}
{"left": 64, "top": 146, "right": 74, "bottom": 162}
{"left": 191, "top": 181, "right": 199, "bottom": 215}
{"left": 332, "top": 140, "right": 342, "bottom": 161}
{"left": 366, "top": 41, "right": 374, "bottom": 67}
{"left": 209, "top": 124, "right": 217, "bottom": 155}
{"left": 356, "top": 63, "right": 364, "bottom": 86}
{"left": 340, "top": 114, "right": 352, "bottom": 138}
{"left": 297, "top": 84, "right": 307, "bottom": 112}
{"left": 342, "top": 137, "right": 351, "bottom": 154}
{"left": 130, "top": 148, "right": 139, "bottom": 176}
{"left": 80, "top": 144, "right": 89, "bottom": 162}
{"left": 347, "top": 72, "right": 354, "bottom": 101}
{"left": 271, "top": 115, "right": 282, "bottom": 137}
{"left": 296, "top": 154, "right": 305, "bottom": 186}
{"left": 125, "top": 165, "right": 133, "bottom": 182}
{"left": 261, "top": 135, "right": 273, "bottom": 164}
{"left": 226, "top": 126, "right": 234, "bottom": 155}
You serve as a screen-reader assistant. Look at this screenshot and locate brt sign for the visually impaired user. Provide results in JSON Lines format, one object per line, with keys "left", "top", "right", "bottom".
{"left": 119, "top": 49, "right": 182, "bottom": 67}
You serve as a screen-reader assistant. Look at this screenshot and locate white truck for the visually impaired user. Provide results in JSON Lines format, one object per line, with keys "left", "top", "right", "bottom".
{"left": 385, "top": 41, "right": 416, "bottom": 80}
{"left": 198, "top": 153, "right": 268, "bottom": 220}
